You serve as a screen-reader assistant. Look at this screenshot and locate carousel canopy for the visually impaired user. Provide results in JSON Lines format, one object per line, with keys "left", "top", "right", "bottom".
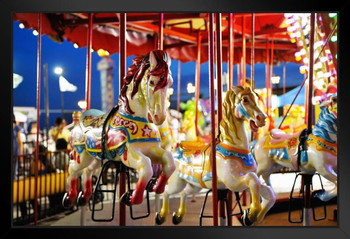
{"left": 13, "top": 13, "right": 298, "bottom": 64}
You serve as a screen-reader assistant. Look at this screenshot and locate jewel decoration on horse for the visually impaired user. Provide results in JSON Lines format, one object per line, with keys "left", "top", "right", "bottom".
{"left": 251, "top": 94, "right": 337, "bottom": 202}
{"left": 63, "top": 50, "right": 175, "bottom": 208}
{"left": 155, "top": 86, "right": 276, "bottom": 226}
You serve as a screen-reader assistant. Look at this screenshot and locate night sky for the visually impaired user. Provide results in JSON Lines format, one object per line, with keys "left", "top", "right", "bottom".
{"left": 12, "top": 21, "right": 304, "bottom": 130}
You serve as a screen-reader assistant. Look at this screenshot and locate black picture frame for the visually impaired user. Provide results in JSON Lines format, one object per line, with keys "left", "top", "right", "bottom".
{"left": 2, "top": 0, "right": 350, "bottom": 238}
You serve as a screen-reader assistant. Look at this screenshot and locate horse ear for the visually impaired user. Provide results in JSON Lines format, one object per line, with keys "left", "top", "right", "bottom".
{"left": 164, "top": 51, "right": 171, "bottom": 67}
{"left": 149, "top": 51, "right": 157, "bottom": 70}
{"left": 232, "top": 86, "right": 244, "bottom": 95}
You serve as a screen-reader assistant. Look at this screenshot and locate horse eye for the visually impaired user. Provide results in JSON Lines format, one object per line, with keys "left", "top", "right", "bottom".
{"left": 150, "top": 80, "right": 155, "bottom": 86}
{"left": 242, "top": 97, "right": 248, "bottom": 103}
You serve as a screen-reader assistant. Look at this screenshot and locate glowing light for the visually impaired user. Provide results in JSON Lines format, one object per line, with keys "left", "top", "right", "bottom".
{"left": 32, "top": 30, "right": 38, "bottom": 36}
{"left": 187, "top": 83, "right": 196, "bottom": 94}
{"left": 271, "top": 75, "right": 281, "bottom": 85}
{"left": 54, "top": 66, "right": 63, "bottom": 75}
{"left": 315, "top": 62, "right": 323, "bottom": 69}
{"left": 19, "top": 23, "right": 25, "bottom": 29}
{"left": 286, "top": 18, "right": 295, "bottom": 25}
{"left": 320, "top": 56, "right": 328, "bottom": 62}
{"left": 78, "top": 100, "right": 87, "bottom": 110}
{"left": 73, "top": 43, "right": 79, "bottom": 48}
{"left": 97, "top": 49, "right": 110, "bottom": 57}
{"left": 328, "top": 13, "right": 337, "bottom": 18}
{"left": 330, "top": 35, "right": 337, "bottom": 42}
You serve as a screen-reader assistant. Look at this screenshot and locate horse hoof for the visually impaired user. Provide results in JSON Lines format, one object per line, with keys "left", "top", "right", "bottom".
{"left": 62, "top": 193, "right": 74, "bottom": 209}
{"left": 172, "top": 212, "right": 183, "bottom": 225}
{"left": 240, "top": 209, "right": 253, "bottom": 226}
{"left": 120, "top": 190, "right": 133, "bottom": 206}
{"left": 155, "top": 212, "right": 166, "bottom": 225}
{"left": 313, "top": 189, "right": 327, "bottom": 201}
{"left": 77, "top": 191, "right": 89, "bottom": 206}
{"left": 146, "top": 178, "right": 157, "bottom": 192}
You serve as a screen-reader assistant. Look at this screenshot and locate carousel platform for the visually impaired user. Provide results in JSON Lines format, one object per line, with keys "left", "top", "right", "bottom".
{"left": 34, "top": 173, "right": 337, "bottom": 227}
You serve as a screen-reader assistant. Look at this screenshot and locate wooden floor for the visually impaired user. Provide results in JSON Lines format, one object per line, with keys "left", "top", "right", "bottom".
{"left": 35, "top": 192, "right": 337, "bottom": 227}
{"left": 32, "top": 173, "right": 337, "bottom": 227}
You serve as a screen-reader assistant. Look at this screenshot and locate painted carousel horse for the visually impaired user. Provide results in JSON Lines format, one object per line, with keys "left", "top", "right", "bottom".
{"left": 251, "top": 94, "right": 337, "bottom": 202}
{"left": 63, "top": 50, "right": 175, "bottom": 208}
{"left": 155, "top": 86, "right": 276, "bottom": 226}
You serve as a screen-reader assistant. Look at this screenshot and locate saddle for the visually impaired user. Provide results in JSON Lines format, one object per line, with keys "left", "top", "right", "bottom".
{"left": 179, "top": 140, "right": 209, "bottom": 152}
{"left": 263, "top": 129, "right": 300, "bottom": 150}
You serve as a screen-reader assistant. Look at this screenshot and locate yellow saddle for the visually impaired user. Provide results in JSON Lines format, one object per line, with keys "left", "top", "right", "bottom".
{"left": 179, "top": 138, "right": 209, "bottom": 152}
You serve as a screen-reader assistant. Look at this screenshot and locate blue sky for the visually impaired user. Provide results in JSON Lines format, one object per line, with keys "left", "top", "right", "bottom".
{"left": 13, "top": 21, "right": 304, "bottom": 129}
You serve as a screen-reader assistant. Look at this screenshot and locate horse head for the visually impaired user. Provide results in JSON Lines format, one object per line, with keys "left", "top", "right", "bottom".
{"left": 231, "top": 86, "right": 267, "bottom": 131}
{"left": 119, "top": 50, "right": 173, "bottom": 126}
{"left": 144, "top": 50, "right": 173, "bottom": 125}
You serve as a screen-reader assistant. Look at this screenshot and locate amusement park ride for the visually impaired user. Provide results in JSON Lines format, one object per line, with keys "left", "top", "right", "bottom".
{"left": 13, "top": 12, "right": 337, "bottom": 227}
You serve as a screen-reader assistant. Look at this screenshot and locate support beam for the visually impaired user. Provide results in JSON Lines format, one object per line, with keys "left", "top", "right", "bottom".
{"left": 195, "top": 32, "right": 201, "bottom": 137}
{"left": 208, "top": 13, "right": 218, "bottom": 226}
{"left": 85, "top": 13, "right": 93, "bottom": 110}
{"left": 34, "top": 12, "right": 42, "bottom": 226}
{"left": 228, "top": 13, "right": 234, "bottom": 88}
{"left": 118, "top": 12, "right": 127, "bottom": 226}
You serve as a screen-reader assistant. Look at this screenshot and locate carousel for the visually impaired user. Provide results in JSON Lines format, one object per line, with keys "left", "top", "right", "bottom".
{"left": 12, "top": 12, "right": 337, "bottom": 227}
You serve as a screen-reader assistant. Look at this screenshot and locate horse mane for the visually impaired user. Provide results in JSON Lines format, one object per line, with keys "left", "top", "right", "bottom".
{"left": 219, "top": 87, "right": 254, "bottom": 145}
{"left": 118, "top": 50, "right": 169, "bottom": 115}
{"left": 312, "top": 107, "right": 337, "bottom": 143}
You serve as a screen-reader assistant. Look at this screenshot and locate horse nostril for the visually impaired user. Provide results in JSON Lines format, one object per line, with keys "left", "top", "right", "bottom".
{"left": 154, "top": 114, "right": 159, "bottom": 122}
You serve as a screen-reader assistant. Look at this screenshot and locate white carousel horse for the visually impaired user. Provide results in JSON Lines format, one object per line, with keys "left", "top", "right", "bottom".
{"left": 251, "top": 94, "right": 337, "bottom": 202}
{"left": 63, "top": 50, "right": 175, "bottom": 207}
{"left": 155, "top": 86, "right": 276, "bottom": 226}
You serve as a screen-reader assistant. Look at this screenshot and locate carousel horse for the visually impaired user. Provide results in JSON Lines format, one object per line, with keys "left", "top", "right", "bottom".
{"left": 62, "top": 50, "right": 175, "bottom": 208}
{"left": 251, "top": 94, "right": 337, "bottom": 202}
{"left": 155, "top": 86, "right": 276, "bottom": 226}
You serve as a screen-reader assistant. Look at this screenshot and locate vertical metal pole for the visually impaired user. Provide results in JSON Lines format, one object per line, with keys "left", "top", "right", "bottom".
{"left": 270, "top": 38, "right": 274, "bottom": 116}
{"left": 227, "top": 14, "right": 234, "bottom": 222}
{"left": 177, "top": 60, "right": 181, "bottom": 114}
{"left": 119, "top": 12, "right": 127, "bottom": 226}
{"left": 251, "top": 13, "right": 255, "bottom": 89}
{"left": 34, "top": 12, "right": 42, "bottom": 226}
{"left": 81, "top": 12, "right": 93, "bottom": 226}
{"left": 195, "top": 32, "right": 202, "bottom": 137}
{"left": 216, "top": 13, "right": 223, "bottom": 124}
{"left": 307, "top": 13, "right": 315, "bottom": 135}
{"left": 85, "top": 13, "right": 93, "bottom": 110}
{"left": 228, "top": 13, "right": 234, "bottom": 88}
{"left": 242, "top": 16, "right": 246, "bottom": 87}
{"left": 215, "top": 13, "right": 225, "bottom": 226}
{"left": 154, "top": 12, "right": 164, "bottom": 218}
{"left": 265, "top": 38, "right": 270, "bottom": 116}
{"left": 209, "top": 13, "right": 218, "bottom": 226}
{"left": 303, "top": 13, "right": 315, "bottom": 227}
{"left": 158, "top": 13, "right": 164, "bottom": 50}
{"left": 283, "top": 61, "right": 286, "bottom": 115}
{"left": 43, "top": 63, "right": 49, "bottom": 147}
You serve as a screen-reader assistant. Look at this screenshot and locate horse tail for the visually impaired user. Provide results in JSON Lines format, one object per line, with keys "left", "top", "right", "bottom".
{"left": 101, "top": 105, "right": 120, "bottom": 161}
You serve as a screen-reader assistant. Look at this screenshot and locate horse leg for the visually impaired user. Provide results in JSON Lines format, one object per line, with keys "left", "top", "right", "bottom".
{"left": 314, "top": 162, "right": 337, "bottom": 202}
{"left": 77, "top": 158, "right": 100, "bottom": 206}
{"left": 255, "top": 184, "right": 276, "bottom": 224}
{"left": 222, "top": 171, "right": 262, "bottom": 226}
{"left": 120, "top": 148, "right": 153, "bottom": 206}
{"left": 62, "top": 150, "right": 95, "bottom": 208}
{"left": 172, "top": 184, "right": 202, "bottom": 225}
{"left": 155, "top": 162, "right": 187, "bottom": 225}
{"left": 148, "top": 146, "right": 176, "bottom": 194}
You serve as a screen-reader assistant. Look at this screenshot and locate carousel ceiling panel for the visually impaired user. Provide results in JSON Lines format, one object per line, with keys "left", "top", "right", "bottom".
{"left": 13, "top": 12, "right": 298, "bottom": 64}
